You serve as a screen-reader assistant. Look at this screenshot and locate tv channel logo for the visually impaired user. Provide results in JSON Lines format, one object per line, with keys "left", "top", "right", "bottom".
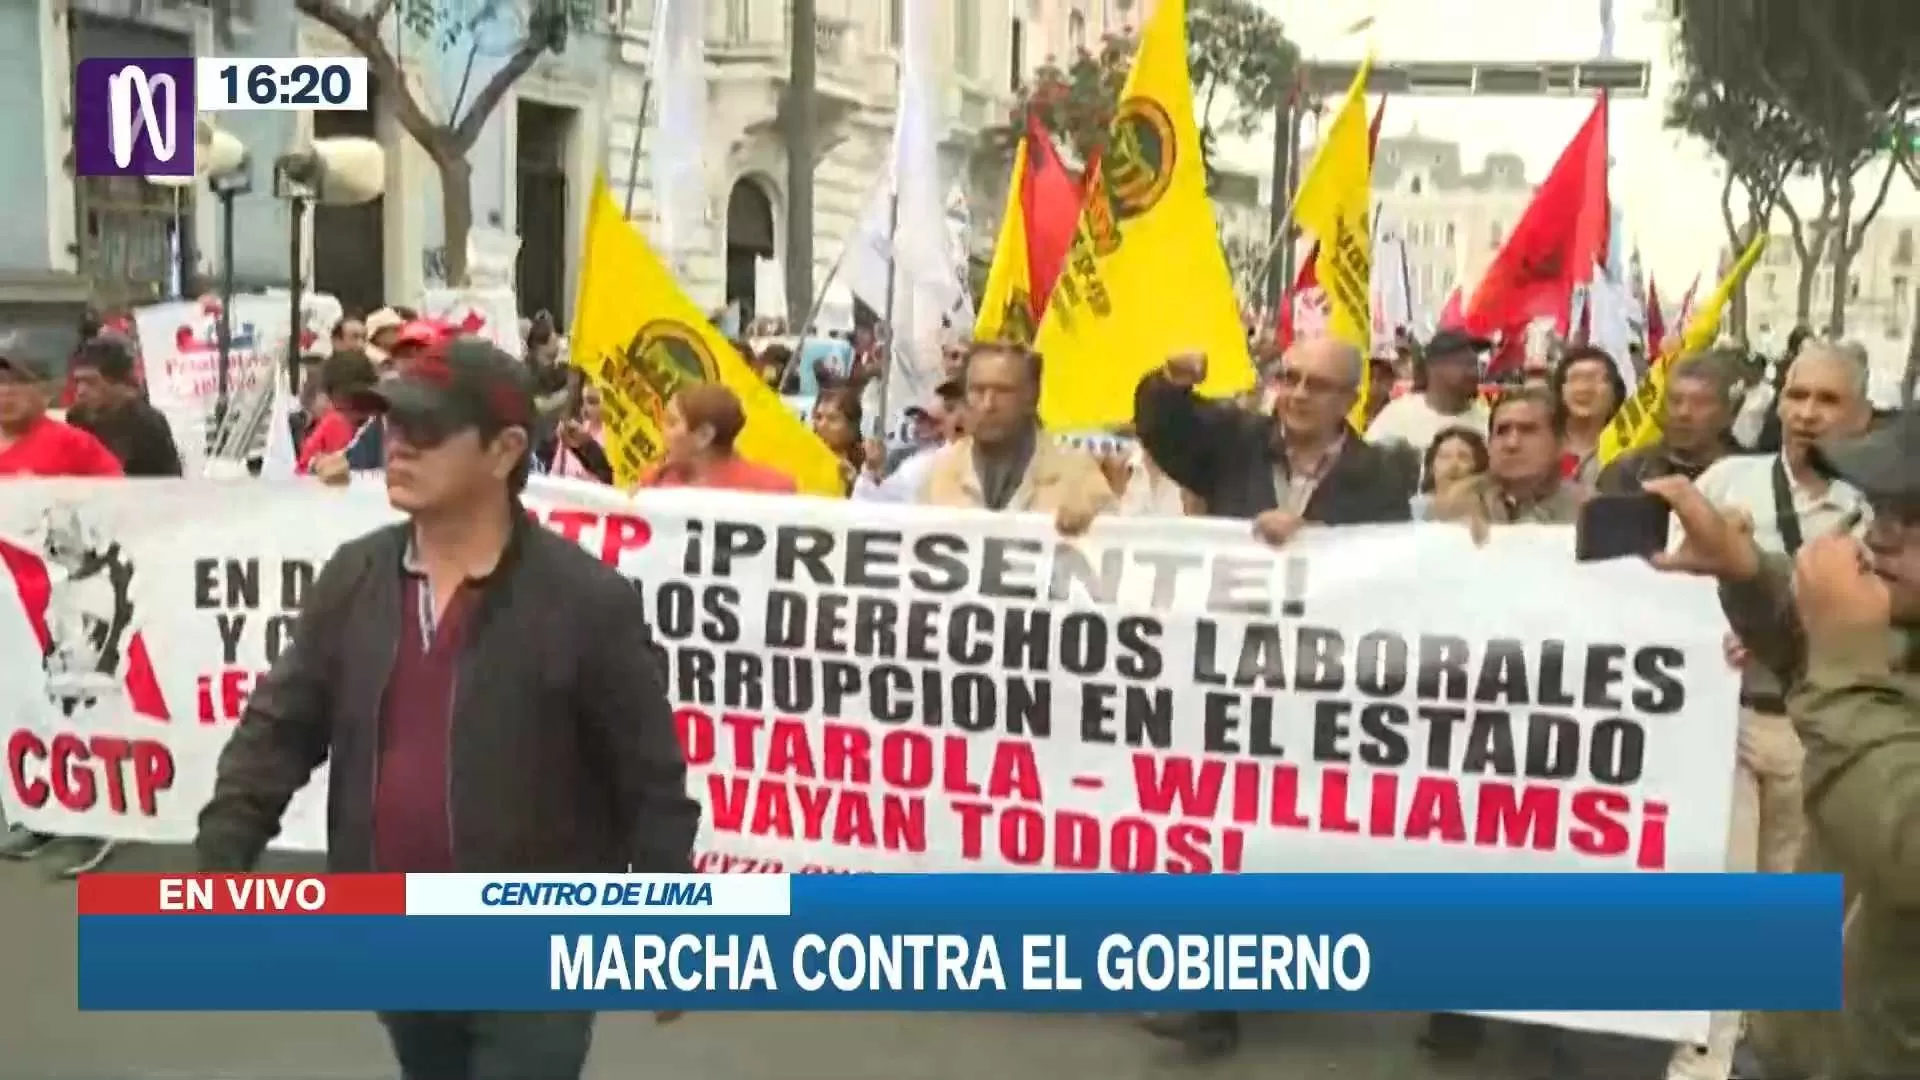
{"left": 74, "top": 58, "right": 197, "bottom": 178}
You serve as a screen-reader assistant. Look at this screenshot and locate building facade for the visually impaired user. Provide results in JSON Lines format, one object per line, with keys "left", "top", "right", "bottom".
{"left": 0, "top": 0, "right": 301, "bottom": 365}
{"left": 1742, "top": 215, "right": 1920, "bottom": 344}
{"left": 1369, "top": 131, "right": 1535, "bottom": 308}
{"left": 607, "top": 0, "right": 1017, "bottom": 317}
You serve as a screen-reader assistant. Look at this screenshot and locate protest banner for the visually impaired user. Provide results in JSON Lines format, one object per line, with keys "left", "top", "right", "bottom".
{"left": 0, "top": 478, "right": 1736, "bottom": 1040}
{"left": 133, "top": 293, "right": 341, "bottom": 473}
{"left": 419, "top": 287, "right": 522, "bottom": 359}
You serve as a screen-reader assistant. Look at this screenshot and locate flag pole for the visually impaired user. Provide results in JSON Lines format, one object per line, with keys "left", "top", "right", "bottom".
{"left": 874, "top": 191, "right": 904, "bottom": 435}
{"left": 621, "top": 82, "right": 653, "bottom": 219}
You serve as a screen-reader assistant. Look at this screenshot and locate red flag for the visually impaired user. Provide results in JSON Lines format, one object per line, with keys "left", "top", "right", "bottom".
{"left": 1436, "top": 288, "right": 1464, "bottom": 329}
{"left": 1021, "top": 113, "right": 1083, "bottom": 322}
{"left": 1278, "top": 98, "right": 1389, "bottom": 347}
{"left": 1674, "top": 274, "right": 1700, "bottom": 333}
{"left": 1644, "top": 277, "right": 1666, "bottom": 354}
{"left": 1464, "top": 96, "right": 1610, "bottom": 338}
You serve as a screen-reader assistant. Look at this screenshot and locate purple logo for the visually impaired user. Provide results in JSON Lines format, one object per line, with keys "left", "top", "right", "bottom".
{"left": 73, "top": 58, "right": 196, "bottom": 178}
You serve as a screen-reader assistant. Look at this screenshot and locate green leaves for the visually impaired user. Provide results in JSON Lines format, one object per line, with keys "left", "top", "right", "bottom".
{"left": 984, "top": 0, "right": 1296, "bottom": 191}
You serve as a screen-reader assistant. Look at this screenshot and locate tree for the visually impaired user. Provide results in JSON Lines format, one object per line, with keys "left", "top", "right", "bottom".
{"left": 1669, "top": 0, "right": 1918, "bottom": 334}
{"left": 1663, "top": 67, "right": 1811, "bottom": 335}
{"left": 983, "top": 0, "right": 1299, "bottom": 192}
{"left": 291, "top": 0, "right": 595, "bottom": 286}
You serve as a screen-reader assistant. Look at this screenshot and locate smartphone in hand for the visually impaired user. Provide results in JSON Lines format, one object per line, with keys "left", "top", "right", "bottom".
{"left": 1576, "top": 492, "right": 1671, "bottom": 563}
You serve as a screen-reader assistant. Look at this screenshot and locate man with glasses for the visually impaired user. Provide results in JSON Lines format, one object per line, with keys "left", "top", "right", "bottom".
{"left": 1134, "top": 339, "right": 1411, "bottom": 554}
{"left": 1130, "top": 337, "right": 1409, "bottom": 1060}
{"left": 1648, "top": 405, "right": 1920, "bottom": 1080}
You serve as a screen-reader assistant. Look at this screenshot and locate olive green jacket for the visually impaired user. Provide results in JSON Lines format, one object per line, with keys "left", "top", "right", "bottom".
{"left": 1720, "top": 554, "right": 1920, "bottom": 1078}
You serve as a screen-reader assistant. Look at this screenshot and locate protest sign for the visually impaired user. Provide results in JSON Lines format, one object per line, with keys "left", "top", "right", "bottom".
{"left": 419, "top": 286, "right": 522, "bottom": 359}
{"left": 0, "top": 478, "right": 1736, "bottom": 1040}
{"left": 133, "top": 294, "right": 340, "bottom": 473}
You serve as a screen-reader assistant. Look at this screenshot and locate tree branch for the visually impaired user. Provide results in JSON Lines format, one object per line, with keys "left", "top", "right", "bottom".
{"left": 294, "top": 0, "right": 451, "bottom": 157}
{"left": 1846, "top": 153, "right": 1901, "bottom": 254}
{"left": 452, "top": 36, "right": 548, "bottom": 150}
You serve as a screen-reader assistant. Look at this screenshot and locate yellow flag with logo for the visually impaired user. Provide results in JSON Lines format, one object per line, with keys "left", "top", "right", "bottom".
{"left": 1033, "top": 0, "right": 1252, "bottom": 430}
{"left": 1597, "top": 233, "right": 1768, "bottom": 463}
{"left": 973, "top": 134, "right": 1038, "bottom": 344}
{"left": 1290, "top": 56, "right": 1374, "bottom": 427}
{"left": 569, "top": 178, "right": 844, "bottom": 495}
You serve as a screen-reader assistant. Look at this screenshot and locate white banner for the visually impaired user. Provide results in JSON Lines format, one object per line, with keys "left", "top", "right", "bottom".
{"left": 418, "top": 287, "right": 522, "bottom": 359}
{"left": 0, "top": 478, "right": 1736, "bottom": 1041}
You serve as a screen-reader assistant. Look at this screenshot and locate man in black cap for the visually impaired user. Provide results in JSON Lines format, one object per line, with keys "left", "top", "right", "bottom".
{"left": 1365, "top": 328, "right": 1490, "bottom": 455}
{"left": 1649, "top": 407, "right": 1919, "bottom": 1080}
{"left": 195, "top": 337, "right": 697, "bottom": 1080}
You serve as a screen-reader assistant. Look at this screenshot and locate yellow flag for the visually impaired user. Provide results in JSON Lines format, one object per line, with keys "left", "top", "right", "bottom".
{"left": 568, "top": 178, "right": 844, "bottom": 495}
{"left": 973, "top": 135, "right": 1038, "bottom": 344}
{"left": 1033, "top": 0, "right": 1253, "bottom": 430}
{"left": 1597, "top": 233, "right": 1768, "bottom": 463}
{"left": 1290, "top": 55, "right": 1374, "bottom": 427}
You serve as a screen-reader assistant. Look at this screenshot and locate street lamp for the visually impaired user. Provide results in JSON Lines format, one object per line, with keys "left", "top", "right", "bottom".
{"left": 270, "top": 137, "right": 385, "bottom": 394}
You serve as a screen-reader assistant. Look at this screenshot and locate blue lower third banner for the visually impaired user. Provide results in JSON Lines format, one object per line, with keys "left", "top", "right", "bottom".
{"left": 78, "top": 874, "right": 1841, "bottom": 1012}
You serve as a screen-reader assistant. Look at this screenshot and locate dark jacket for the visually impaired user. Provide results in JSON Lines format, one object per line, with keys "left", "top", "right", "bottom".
{"left": 533, "top": 432, "right": 613, "bottom": 483}
{"left": 1592, "top": 439, "right": 1734, "bottom": 495}
{"left": 69, "top": 398, "right": 182, "bottom": 476}
{"left": 196, "top": 511, "right": 698, "bottom": 874}
{"left": 1134, "top": 372, "right": 1412, "bottom": 523}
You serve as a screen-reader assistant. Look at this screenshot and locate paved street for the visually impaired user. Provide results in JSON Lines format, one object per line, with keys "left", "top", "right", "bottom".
{"left": 1, "top": 845, "right": 1669, "bottom": 1079}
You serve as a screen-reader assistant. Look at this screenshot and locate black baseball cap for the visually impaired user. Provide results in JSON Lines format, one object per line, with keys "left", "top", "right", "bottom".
{"left": 353, "top": 336, "right": 534, "bottom": 441}
{"left": 1426, "top": 328, "right": 1492, "bottom": 358}
{"left": 1811, "top": 406, "right": 1919, "bottom": 503}
{"left": 0, "top": 353, "right": 49, "bottom": 382}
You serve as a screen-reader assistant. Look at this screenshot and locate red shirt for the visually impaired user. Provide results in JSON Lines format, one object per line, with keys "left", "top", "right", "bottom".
{"left": 297, "top": 410, "right": 355, "bottom": 471}
{"left": 640, "top": 456, "right": 797, "bottom": 494}
{"left": 0, "top": 416, "right": 125, "bottom": 477}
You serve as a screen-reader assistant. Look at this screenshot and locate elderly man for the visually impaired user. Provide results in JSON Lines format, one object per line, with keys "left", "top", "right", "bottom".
{"left": 1663, "top": 339, "right": 1875, "bottom": 1080}
{"left": 1430, "top": 386, "right": 1582, "bottom": 528}
{"left": 1650, "top": 404, "right": 1919, "bottom": 1080}
{"left": 1134, "top": 337, "right": 1411, "bottom": 548}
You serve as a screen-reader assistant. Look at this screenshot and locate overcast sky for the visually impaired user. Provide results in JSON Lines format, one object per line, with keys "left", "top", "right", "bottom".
{"left": 1216, "top": 0, "right": 1917, "bottom": 288}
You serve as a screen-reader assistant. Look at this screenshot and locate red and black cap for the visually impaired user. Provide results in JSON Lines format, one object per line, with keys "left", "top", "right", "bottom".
{"left": 354, "top": 336, "right": 534, "bottom": 440}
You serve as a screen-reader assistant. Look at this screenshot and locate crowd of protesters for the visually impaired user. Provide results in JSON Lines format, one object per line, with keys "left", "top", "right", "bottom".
{"left": 1, "top": 298, "right": 1915, "bottom": 1080}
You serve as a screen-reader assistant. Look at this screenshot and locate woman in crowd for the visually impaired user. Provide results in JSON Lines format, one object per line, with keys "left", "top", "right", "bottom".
{"left": 1411, "top": 427, "right": 1490, "bottom": 519}
{"left": 810, "top": 387, "right": 866, "bottom": 494}
{"left": 632, "top": 383, "right": 796, "bottom": 493}
{"left": 537, "top": 380, "right": 611, "bottom": 484}
{"left": 1551, "top": 344, "right": 1626, "bottom": 487}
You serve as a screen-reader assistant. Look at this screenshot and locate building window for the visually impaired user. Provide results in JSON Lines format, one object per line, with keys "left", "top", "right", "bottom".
{"left": 889, "top": 0, "right": 903, "bottom": 47}
{"left": 1409, "top": 175, "right": 1423, "bottom": 196}
{"left": 1848, "top": 273, "right": 1861, "bottom": 301}
{"left": 1762, "top": 271, "right": 1776, "bottom": 298}
{"left": 1896, "top": 229, "right": 1915, "bottom": 267}
{"left": 956, "top": 0, "right": 978, "bottom": 73}
{"left": 1444, "top": 222, "right": 1455, "bottom": 245}
{"left": 1069, "top": 10, "right": 1087, "bottom": 51}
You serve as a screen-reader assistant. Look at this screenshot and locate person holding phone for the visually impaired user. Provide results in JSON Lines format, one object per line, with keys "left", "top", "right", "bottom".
{"left": 1662, "top": 340, "right": 1875, "bottom": 1080}
{"left": 1648, "top": 404, "right": 1919, "bottom": 1080}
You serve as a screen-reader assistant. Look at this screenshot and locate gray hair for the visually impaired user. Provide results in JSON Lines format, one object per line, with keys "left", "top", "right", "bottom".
{"left": 1670, "top": 350, "right": 1740, "bottom": 407}
{"left": 1788, "top": 338, "right": 1870, "bottom": 401}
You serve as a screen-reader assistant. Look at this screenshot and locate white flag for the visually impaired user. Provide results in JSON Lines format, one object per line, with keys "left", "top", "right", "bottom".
{"left": 648, "top": 0, "right": 707, "bottom": 258}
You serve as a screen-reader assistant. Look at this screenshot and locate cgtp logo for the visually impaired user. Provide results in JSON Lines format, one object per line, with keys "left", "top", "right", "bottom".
{"left": 73, "top": 58, "right": 197, "bottom": 179}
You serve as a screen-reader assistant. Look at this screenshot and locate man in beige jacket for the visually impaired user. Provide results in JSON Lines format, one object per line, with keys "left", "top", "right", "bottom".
{"left": 917, "top": 342, "right": 1114, "bottom": 533}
